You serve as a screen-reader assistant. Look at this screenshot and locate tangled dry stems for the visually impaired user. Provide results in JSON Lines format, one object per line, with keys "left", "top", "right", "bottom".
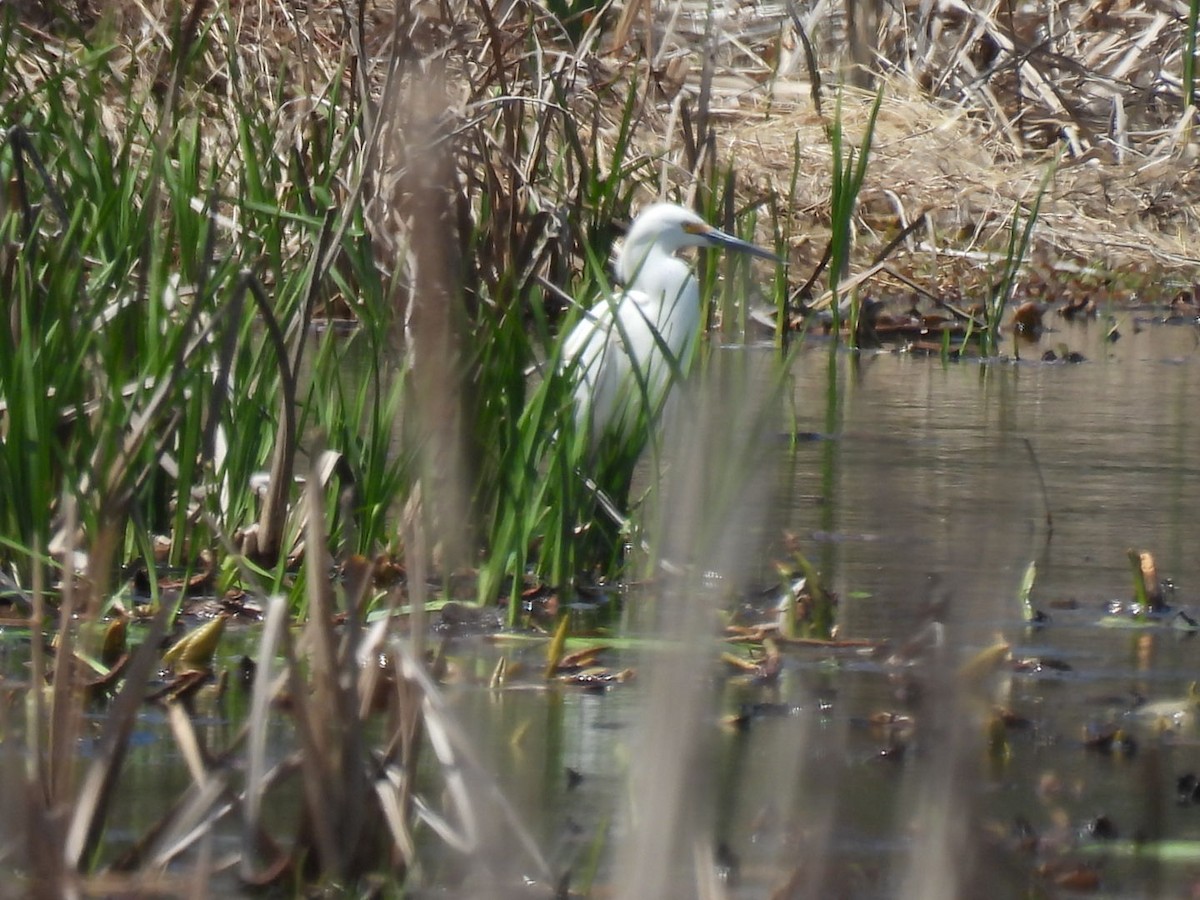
{"left": 13, "top": 0, "right": 1199, "bottom": 300}
{"left": 4, "top": 1, "right": 1200, "bottom": 891}
{"left": 647, "top": 0, "right": 1200, "bottom": 277}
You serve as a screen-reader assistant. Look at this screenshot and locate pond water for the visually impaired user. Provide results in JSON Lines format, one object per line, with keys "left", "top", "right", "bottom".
{"left": 787, "top": 318, "right": 1200, "bottom": 637}
{"left": 437, "top": 314, "right": 1200, "bottom": 898}
{"left": 5, "top": 313, "right": 1200, "bottom": 897}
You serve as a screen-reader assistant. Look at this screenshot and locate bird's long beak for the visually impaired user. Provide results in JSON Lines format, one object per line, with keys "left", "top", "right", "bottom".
{"left": 700, "top": 226, "right": 782, "bottom": 263}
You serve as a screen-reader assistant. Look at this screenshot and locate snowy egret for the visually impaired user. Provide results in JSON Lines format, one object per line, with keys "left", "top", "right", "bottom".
{"left": 563, "top": 203, "right": 778, "bottom": 448}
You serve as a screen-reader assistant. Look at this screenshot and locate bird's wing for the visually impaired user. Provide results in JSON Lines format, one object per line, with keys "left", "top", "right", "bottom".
{"left": 563, "top": 290, "right": 666, "bottom": 443}
{"left": 562, "top": 295, "right": 621, "bottom": 438}
{"left": 562, "top": 297, "right": 617, "bottom": 369}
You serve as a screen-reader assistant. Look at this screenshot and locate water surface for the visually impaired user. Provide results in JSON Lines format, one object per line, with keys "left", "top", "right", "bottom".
{"left": 445, "top": 314, "right": 1200, "bottom": 897}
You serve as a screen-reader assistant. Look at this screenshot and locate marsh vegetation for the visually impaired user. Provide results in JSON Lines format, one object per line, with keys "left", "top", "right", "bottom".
{"left": 0, "top": 0, "right": 1199, "bottom": 895}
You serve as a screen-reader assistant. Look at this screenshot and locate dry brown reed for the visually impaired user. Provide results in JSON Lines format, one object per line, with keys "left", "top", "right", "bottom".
{"left": 5, "top": 0, "right": 1200, "bottom": 894}
{"left": 632, "top": 0, "right": 1200, "bottom": 283}
{"left": 17, "top": 0, "right": 1199, "bottom": 300}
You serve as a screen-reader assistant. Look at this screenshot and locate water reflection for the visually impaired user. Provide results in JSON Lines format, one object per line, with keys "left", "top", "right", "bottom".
{"left": 783, "top": 318, "right": 1200, "bottom": 641}
{"left": 451, "top": 316, "right": 1200, "bottom": 897}
{"left": 10, "top": 316, "right": 1196, "bottom": 895}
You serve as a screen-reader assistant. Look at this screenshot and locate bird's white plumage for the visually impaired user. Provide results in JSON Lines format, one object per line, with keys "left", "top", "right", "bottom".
{"left": 563, "top": 203, "right": 776, "bottom": 448}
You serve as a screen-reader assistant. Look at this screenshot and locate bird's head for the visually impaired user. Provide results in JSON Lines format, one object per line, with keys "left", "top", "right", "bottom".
{"left": 618, "top": 203, "right": 779, "bottom": 283}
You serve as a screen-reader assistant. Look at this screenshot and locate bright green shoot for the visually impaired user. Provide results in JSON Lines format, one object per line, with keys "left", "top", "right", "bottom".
{"left": 982, "top": 156, "right": 1056, "bottom": 358}
{"left": 827, "top": 87, "right": 883, "bottom": 348}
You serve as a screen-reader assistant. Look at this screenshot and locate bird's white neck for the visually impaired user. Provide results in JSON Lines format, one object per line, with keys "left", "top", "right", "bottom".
{"left": 617, "top": 232, "right": 661, "bottom": 286}
{"left": 620, "top": 244, "right": 694, "bottom": 308}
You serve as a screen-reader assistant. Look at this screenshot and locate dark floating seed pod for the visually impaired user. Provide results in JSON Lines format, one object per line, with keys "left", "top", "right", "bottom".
{"left": 1085, "top": 815, "right": 1119, "bottom": 841}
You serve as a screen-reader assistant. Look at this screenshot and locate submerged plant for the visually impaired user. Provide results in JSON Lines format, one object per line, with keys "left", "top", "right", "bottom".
{"left": 1, "top": 461, "right": 555, "bottom": 894}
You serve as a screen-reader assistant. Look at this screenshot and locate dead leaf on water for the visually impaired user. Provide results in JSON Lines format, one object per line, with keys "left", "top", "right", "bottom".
{"left": 1040, "top": 861, "right": 1101, "bottom": 892}
{"left": 721, "top": 652, "right": 761, "bottom": 674}
{"left": 163, "top": 614, "right": 228, "bottom": 675}
{"left": 958, "top": 638, "right": 1012, "bottom": 684}
{"left": 558, "top": 644, "right": 610, "bottom": 671}
{"left": 542, "top": 615, "right": 569, "bottom": 680}
{"left": 100, "top": 616, "right": 128, "bottom": 668}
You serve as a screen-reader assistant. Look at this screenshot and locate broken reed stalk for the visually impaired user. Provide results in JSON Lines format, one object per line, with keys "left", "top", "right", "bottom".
{"left": 16, "top": 498, "right": 171, "bottom": 891}
{"left": 241, "top": 273, "right": 298, "bottom": 567}
{"left": 239, "top": 595, "right": 289, "bottom": 883}
{"left": 1021, "top": 437, "right": 1054, "bottom": 541}
{"left": 1185, "top": 0, "right": 1200, "bottom": 115}
{"left": 1127, "top": 548, "right": 1164, "bottom": 615}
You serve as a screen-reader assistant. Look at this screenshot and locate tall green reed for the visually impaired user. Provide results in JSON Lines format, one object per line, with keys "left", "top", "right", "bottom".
{"left": 772, "top": 138, "right": 806, "bottom": 349}
{"left": 0, "top": 7, "right": 392, "bottom": 605}
{"left": 463, "top": 67, "right": 660, "bottom": 610}
{"left": 981, "top": 158, "right": 1055, "bottom": 358}
{"left": 826, "top": 88, "right": 882, "bottom": 348}
{"left": 0, "top": 0, "right": 800, "bottom": 619}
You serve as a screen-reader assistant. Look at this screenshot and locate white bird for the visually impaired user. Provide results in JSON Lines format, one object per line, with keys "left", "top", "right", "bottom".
{"left": 562, "top": 202, "right": 778, "bottom": 450}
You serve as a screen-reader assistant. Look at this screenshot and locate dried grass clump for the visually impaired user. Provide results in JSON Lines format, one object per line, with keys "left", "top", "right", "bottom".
{"left": 640, "top": 0, "right": 1196, "bottom": 149}
{"left": 618, "top": 0, "right": 1200, "bottom": 275}
{"left": 724, "top": 78, "right": 1200, "bottom": 275}
{"left": 16, "top": 0, "right": 1199, "bottom": 295}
